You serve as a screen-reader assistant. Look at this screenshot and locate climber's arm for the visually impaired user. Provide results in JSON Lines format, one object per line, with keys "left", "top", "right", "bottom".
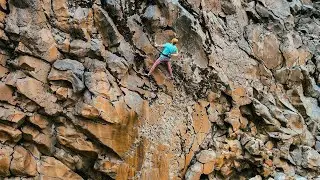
{"left": 171, "top": 49, "right": 179, "bottom": 57}
{"left": 154, "top": 43, "right": 165, "bottom": 48}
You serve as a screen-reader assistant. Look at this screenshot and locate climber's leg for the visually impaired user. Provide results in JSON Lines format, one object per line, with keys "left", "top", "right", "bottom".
{"left": 147, "top": 58, "right": 162, "bottom": 75}
{"left": 166, "top": 61, "right": 173, "bottom": 78}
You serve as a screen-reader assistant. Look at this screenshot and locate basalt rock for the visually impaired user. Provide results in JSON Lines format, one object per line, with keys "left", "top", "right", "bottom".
{"left": 0, "top": 0, "right": 320, "bottom": 179}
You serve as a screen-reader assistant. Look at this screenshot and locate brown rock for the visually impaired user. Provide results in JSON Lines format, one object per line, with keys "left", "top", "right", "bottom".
{"left": 16, "top": 77, "right": 62, "bottom": 115}
{"left": 52, "top": 0, "right": 69, "bottom": 20}
{"left": 0, "top": 103, "right": 25, "bottom": 126}
{"left": 56, "top": 125, "right": 97, "bottom": 155}
{"left": 91, "top": 95, "right": 121, "bottom": 123}
{"left": 6, "top": 3, "right": 61, "bottom": 63}
{"left": 192, "top": 102, "right": 211, "bottom": 144}
{"left": 76, "top": 103, "right": 100, "bottom": 119}
{"left": 0, "top": 83, "right": 15, "bottom": 105}
{"left": 280, "top": 33, "right": 312, "bottom": 67}
{"left": 54, "top": 148, "right": 85, "bottom": 171}
{"left": 70, "top": 40, "right": 90, "bottom": 57}
{"left": 94, "top": 158, "right": 121, "bottom": 179}
{"left": 77, "top": 107, "right": 138, "bottom": 158}
{"left": 203, "top": 161, "right": 215, "bottom": 175}
{"left": 4, "top": 71, "right": 26, "bottom": 87}
{"left": 21, "top": 125, "right": 54, "bottom": 155}
{"left": 0, "top": 65, "right": 8, "bottom": 78}
{"left": 84, "top": 71, "right": 110, "bottom": 97}
{"left": 247, "top": 25, "right": 283, "bottom": 69}
{"left": 0, "top": 123, "right": 22, "bottom": 143}
{"left": 0, "top": 53, "right": 8, "bottom": 66}
{"left": 0, "top": 145, "right": 13, "bottom": 176}
{"left": 231, "top": 87, "right": 251, "bottom": 105}
{"left": 17, "top": 56, "right": 51, "bottom": 83}
{"left": 38, "top": 156, "right": 83, "bottom": 179}
{"left": 10, "top": 146, "right": 37, "bottom": 177}
{"left": 28, "top": 114, "right": 50, "bottom": 129}
{"left": 122, "top": 88, "right": 144, "bottom": 115}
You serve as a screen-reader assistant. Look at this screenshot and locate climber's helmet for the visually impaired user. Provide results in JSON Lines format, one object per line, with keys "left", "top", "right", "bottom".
{"left": 171, "top": 38, "right": 179, "bottom": 45}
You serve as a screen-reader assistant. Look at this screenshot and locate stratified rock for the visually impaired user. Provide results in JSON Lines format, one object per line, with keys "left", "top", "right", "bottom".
{"left": 5, "top": 1, "right": 61, "bottom": 62}
{"left": 21, "top": 125, "right": 55, "bottom": 155}
{"left": 16, "top": 77, "right": 62, "bottom": 115}
{"left": 0, "top": 103, "right": 25, "bottom": 126}
{"left": 28, "top": 114, "right": 50, "bottom": 129}
{"left": 10, "top": 146, "right": 37, "bottom": 177}
{"left": 76, "top": 105, "right": 138, "bottom": 157}
{"left": 56, "top": 125, "right": 97, "bottom": 156}
{"left": 17, "top": 56, "right": 51, "bottom": 83}
{"left": 38, "top": 156, "right": 83, "bottom": 179}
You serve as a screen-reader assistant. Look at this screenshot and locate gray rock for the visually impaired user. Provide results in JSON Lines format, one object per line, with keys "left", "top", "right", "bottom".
{"left": 48, "top": 68, "right": 85, "bottom": 93}
{"left": 274, "top": 172, "right": 287, "bottom": 180}
{"left": 70, "top": 40, "right": 90, "bottom": 57}
{"left": 301, "top": 146, "right": 320, "bottom": 170}
{"left": 316, "top": 141, "right": 320, "bottom": 152}
{"left": 196, "top": 149, "right": 216, "bottom": 163}
{"left": 53, "top": 59, "right": 85, "bottom": 79}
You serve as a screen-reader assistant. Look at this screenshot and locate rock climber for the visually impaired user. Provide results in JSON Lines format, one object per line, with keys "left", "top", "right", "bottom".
{"left": 147, "top": 38, "right": 180, "bottom": 79}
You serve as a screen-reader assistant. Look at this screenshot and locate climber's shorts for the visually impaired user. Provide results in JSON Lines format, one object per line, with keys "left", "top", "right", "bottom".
{"left": 159, "top": 56, "right": 170, "bottom": 62}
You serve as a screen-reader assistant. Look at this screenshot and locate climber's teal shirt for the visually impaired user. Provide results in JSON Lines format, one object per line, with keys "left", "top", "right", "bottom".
{"left": 160, "top": 43, "right": 178, "bottom": 59}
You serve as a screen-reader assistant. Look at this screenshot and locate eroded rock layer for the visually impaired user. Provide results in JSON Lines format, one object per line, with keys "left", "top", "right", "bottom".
{"left": 0, "top": 0, "right": 320, "bottom": 179}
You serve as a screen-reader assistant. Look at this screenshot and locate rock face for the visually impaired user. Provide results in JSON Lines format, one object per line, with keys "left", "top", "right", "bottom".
{"left": 0, "top": 0, "right": 320, "bottom": 179}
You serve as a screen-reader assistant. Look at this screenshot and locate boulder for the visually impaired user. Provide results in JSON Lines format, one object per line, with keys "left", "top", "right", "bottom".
{"left": 10, "top": 146, "right": 37, "bottom": 177}
{"left": 28, "top": 114, "right": 50, "bottom": 129}
{"left": 0, "top": 145, "right": 13, "bottom": 176}
{"left": 76, "top": 103, "right": 138, "bottom": 158}
{"left": 196, "top": 149, "right": 216, "bottom": 163}
{"left": 16, "top": 77, "right": 62, "bottom": 115}
{"left": 69, "top": 40, "right": 90, "bottom": 57}
{"left": 0, "top": 83, "right": 15, "bottom": 105}
{"left": 93, "top": 5, "right": 122, "bottom": 47}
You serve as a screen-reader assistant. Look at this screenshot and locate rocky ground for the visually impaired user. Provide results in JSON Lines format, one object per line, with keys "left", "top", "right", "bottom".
{"left": 0, "top": 0, "right": 320, "bottom": 179}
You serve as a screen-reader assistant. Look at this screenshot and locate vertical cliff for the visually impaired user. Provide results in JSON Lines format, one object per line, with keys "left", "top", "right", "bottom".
{"left": 0, "top": 0, "right": 320, "bottom": 179}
